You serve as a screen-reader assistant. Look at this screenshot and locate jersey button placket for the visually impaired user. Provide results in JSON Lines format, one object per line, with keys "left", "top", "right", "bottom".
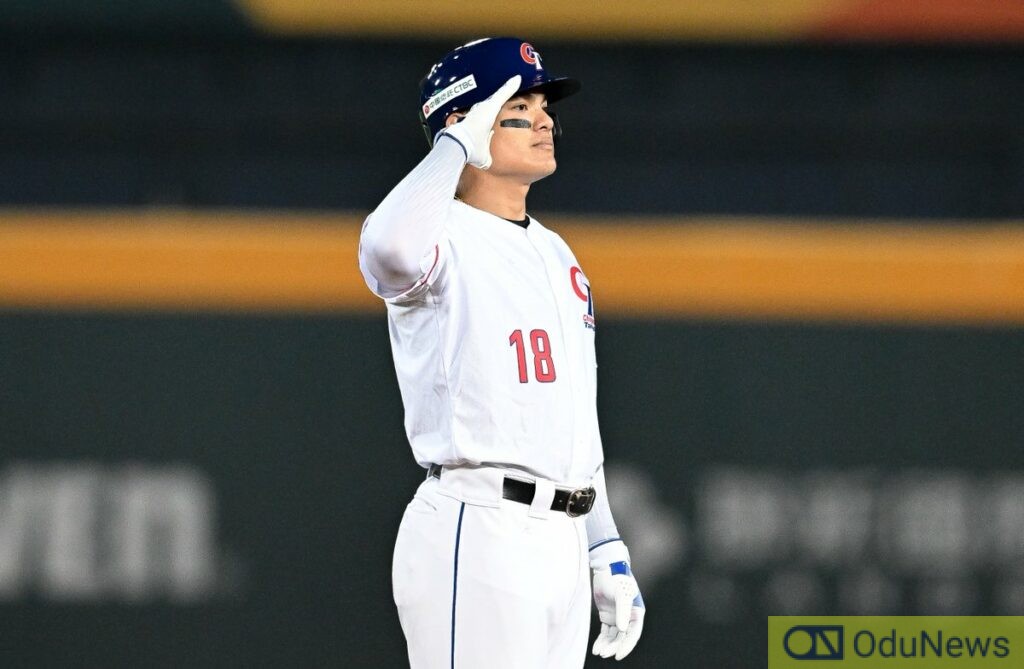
{"left": 526, "top": 226, "right": 582, "bottom": 481}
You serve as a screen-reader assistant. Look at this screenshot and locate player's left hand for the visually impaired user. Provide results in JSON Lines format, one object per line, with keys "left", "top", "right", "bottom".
{"left": 591, "top": 547, "right": 645, "bottom": 661}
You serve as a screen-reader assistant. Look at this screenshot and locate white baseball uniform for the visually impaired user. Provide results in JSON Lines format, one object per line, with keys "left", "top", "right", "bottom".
{"left": 360, "top": 135, "right": 626, "bottom": 668}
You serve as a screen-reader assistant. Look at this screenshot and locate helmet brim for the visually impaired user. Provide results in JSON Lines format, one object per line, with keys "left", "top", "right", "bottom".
{"left": 526, "top": 77, "right": 581, "bottom": 104}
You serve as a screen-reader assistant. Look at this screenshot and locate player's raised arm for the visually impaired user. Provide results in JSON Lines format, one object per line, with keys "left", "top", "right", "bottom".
{"left": 358, "top": 138, "right": 464, "bottom": 297}
{"left": 358, "top": 75, "right": 521, "bottom": 298}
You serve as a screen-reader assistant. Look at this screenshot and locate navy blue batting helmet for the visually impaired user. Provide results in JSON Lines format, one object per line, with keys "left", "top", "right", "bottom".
{"left": 419, "top": 37, "right": 581, "bottom": 146}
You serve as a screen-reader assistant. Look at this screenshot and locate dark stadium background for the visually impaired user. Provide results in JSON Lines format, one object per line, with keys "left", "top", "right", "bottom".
{"left": 1, "top": 2, "right": 1022, "bottom": 667}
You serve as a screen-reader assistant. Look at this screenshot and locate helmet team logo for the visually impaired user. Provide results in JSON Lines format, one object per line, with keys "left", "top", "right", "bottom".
{"left": 570, "top": 266, "right": 596, "bottom": 330}
{"left": 422, "top": 74, "right": 478, "bottom": 119}
{"left": 520, "top": 43, "right": 543, "bottom": 71}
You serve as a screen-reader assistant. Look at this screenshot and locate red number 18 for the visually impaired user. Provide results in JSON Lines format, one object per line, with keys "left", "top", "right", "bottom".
{"left": 509, "top": 329, "right": 556, "bottom": 383}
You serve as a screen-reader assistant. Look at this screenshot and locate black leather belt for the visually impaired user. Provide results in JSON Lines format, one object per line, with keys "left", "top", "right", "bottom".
{"left": 428, "top": 464, "right": 596, "bottom": 517}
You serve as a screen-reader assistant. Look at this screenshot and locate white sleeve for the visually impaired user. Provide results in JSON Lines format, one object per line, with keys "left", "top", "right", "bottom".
{"left": 586, "top": 464, "right": 631, "bottom": 567}
{"left": 358, "top": 135, "right": 468, "bottom": 300}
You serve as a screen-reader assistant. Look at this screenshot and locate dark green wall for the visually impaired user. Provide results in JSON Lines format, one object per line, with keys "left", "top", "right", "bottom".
{"left": 2, "top": 313, "right": 1021, "bottom": 667}
{"left": 0, "top": 35, "right": 1021, "bottom": 217}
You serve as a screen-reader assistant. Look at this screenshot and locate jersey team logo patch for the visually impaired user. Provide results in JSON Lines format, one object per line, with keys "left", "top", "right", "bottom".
{"left": 422, "top": 74, "right": 478, "bottom": 119}
{"left": 570, "top": 266, "right": 596, "bottom": 330}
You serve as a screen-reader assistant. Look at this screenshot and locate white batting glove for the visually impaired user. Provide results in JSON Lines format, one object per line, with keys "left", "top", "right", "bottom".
{"left": 590, "top": 542, "right": 645, "bottom": 661}
{"left": 436, "top": 75, "right": 521, "bottom": 170}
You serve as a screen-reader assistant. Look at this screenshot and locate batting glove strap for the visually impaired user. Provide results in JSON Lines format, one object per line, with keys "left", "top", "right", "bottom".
{"left": 435, "top": 75, "right": 521, "bottom": 170}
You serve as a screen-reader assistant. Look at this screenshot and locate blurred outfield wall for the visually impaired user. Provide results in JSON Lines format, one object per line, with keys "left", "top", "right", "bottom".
{"left": 1, "top": 6, "right": 1023, "bottom": 669}
{"left": 3, "top": 309, "right": 1024, "bottom": 668}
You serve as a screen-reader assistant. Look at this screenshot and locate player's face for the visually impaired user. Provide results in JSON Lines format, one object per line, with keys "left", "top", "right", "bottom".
{"left": 486, "top": 92, "right": 557, "bottom": 182}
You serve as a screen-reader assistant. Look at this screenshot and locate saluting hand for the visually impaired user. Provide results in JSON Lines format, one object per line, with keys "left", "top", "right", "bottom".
{"left": 437, "top": 75, "right": 521, "bottom": 170}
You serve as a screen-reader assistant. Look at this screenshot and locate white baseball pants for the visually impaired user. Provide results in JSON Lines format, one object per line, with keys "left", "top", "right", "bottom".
{"left": 392, "top": 469, "right": 591, "bottom": 669}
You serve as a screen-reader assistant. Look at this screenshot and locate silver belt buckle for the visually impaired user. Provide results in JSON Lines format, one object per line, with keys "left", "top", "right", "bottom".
{"left": 565, "top": 487, "right": 596, "bottom": 517}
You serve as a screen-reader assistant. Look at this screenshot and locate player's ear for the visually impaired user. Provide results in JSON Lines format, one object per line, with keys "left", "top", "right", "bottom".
{"left": 444, "top": 112, "right": 465, "bottom": 128}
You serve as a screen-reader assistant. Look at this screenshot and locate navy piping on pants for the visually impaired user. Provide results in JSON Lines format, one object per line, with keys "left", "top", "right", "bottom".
{"left": 451, "top": 502, "right": 466, "bottom": 669}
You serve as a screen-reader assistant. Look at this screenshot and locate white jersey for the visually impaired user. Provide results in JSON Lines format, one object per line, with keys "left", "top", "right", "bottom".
{"left": 363, "top": 198, "right": 602, "bottom": 486}
{"left": 360, "top": 136, "right": 621, "bottom": 549}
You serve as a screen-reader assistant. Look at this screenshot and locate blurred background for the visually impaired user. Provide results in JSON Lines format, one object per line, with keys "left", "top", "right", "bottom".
{"left": 1, "top": 1, "right": 1023, "bottom": 667}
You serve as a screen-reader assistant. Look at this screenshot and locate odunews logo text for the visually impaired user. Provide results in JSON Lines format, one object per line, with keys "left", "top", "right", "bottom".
{"left": 769, "top": 617, "right": 1023, "bottom": 666}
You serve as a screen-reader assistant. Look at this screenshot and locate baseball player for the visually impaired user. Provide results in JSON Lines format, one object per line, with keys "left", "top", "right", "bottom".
{"left": 359, "top": 37, "right": 645, "bottom": 668}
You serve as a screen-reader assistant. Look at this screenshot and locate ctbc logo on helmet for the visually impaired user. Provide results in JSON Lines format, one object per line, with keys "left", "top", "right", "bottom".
{"left": 421, "top": 74, "right": 478, "bottom": 119}
{"left": 520, "top": 43, "right": 543, "bottom": 71}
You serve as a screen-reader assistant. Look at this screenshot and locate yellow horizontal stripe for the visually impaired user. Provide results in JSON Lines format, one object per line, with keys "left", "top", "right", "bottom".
{"left": 1, "top": 209, "right": 1023, "bottom": 324}
{"left": 557, "top": 217, "right": 1024, "bottom": 324}
{"left": 236, "top": 0, "right": 833, "bottom": 41}
{"left": 0, "top": 209, "right": 377, "bottom": 313}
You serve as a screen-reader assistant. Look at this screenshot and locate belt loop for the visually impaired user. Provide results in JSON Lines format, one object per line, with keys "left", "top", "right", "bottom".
{"left": 528, "top": 478, "right": 556, "bottom": 519}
